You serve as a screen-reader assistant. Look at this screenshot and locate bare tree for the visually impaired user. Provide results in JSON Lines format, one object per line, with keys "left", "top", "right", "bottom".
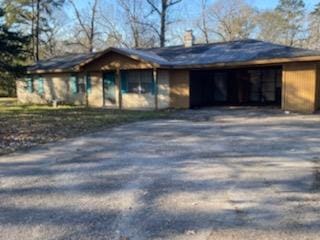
{"left": 68, "top": 0, "right": 99, "bottom": 52}
{"left": 307, "top": 3, "right": 320, "bottom": 49}
{"left": 117, "top": 0, "right": 156, "bottom": 48}
{"left": 196, "top": 0, "right": 210, "bottom": 44}
{"left": 275, "top": 0, "right": 306, "bottom": 46}
{"left": 206, "top": 0, "right": 257, "bottom": 41}
{"left": 145, "top": 0, "right": 183, "bottom": 47}
{"left": 41, "top": 10, "right": 69, "bottom": 58}
{"left": 256, "top": 10, "right": 287, "bottom": 44}
{"left": 98, "top": 13, "right": 127, "bottom": 48}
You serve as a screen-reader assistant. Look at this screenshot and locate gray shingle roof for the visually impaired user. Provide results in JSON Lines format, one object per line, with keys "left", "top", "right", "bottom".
{"left": 144, "top": 39, "right": 320, "bottom": 66}
{"left": 27, "top": 39, "right": 320, "bottom": 72}
{"left": 27, "top": 52, "right": 100, "bottom": 72}
{"left": 116, "top": 48, "right": 170, "bottom": 66}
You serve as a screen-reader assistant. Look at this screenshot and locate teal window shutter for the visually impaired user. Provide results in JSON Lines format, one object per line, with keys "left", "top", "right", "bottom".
{"left": 26, "top": 77, "right": 33, "bottom": 93}
{"left": 121, "top": 71, "right": 128, "bottom": 93}
{"left": 37, "top": 77, "right": 44, "bottom": 95}
{"left": 86, "top": 75, "right": 92, "bottom": 93}
{"left": 70, "top": 75, "right": 78, "bottom": 94}
{"left": 151, "top": 74, "right": 156, "bottom": 95}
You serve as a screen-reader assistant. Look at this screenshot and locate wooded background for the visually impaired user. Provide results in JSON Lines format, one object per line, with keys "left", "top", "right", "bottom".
{"left": 1, "top": 0, "right": 320, "bottom": 96}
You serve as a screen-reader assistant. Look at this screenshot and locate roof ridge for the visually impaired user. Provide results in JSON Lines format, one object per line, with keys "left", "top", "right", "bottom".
{"left": 137, "top": 39, "right": 261, "bottom": 51}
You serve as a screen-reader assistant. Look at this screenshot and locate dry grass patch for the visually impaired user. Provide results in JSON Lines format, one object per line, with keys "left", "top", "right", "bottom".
{"left": 0, "top": 98, "right": 170, "bottom": 155}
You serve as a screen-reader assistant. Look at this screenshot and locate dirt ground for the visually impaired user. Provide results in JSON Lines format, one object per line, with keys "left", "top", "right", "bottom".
{"left": 0, "top": 107, "right": 319, "bottom": 240}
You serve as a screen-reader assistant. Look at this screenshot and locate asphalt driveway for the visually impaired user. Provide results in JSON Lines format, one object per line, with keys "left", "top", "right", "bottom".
{"left": 0, "top": 107, "right": 320, "bottom": 240}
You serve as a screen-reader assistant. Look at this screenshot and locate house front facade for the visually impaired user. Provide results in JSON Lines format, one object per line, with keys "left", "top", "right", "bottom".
{"left": 17, "top": 31, "right": 320, "bottom": 113}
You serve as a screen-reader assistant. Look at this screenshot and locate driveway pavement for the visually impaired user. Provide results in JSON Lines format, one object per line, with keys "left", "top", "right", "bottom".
{"left": 0, "top": 107, "right": 320, "bottom": 240}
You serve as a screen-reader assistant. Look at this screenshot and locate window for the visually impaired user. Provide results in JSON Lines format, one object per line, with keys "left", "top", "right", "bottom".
{"left": 86, "top": 74, "right": 92, "bottom": 93}
{"left": 69, "top": 75, "right": 79, "bottom": 94}
{"left": 122, "top": 70, "right": 154, "bottom": 94}
{"left": 213, "top": 72, "right": 227, "bottom": 101}
{"left": 25, "top": 77, "right": 34, "bottom": 93}
{"left": 37, "top": 77, "right": 44, "bottom": 95}
{"left": 127, "top": 71, "right": 140, "bottom": 93}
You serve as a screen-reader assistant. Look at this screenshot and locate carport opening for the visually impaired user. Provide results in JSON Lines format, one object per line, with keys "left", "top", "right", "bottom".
{"left": 190, "top": 67, "right": 282, "bottom": 108}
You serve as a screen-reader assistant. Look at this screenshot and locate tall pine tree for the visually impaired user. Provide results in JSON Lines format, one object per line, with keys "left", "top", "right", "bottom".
{"left": 0, "top": 8, "right": 30, "bottom": 96}
{"left": 3, "top": 0, "right": 65, "bottom": 61}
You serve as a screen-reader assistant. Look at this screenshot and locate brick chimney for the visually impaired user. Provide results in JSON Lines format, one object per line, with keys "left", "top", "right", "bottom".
{"left": 184, "top": 30, "right": 194, "bottom": 48}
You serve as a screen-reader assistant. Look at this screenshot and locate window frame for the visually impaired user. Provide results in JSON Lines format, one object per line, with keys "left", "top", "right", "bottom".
{"left": 25, "top": 77, "right": 34, "bottom": 93}
{"left": 69, "top": 74, "right": 79, "bottom": 94}
{"left": 86, "top": 74, "right": 92, "bottom": 94}
{"left": 37, "top": 76, "right": 44, "bottom": 95}
{"left": 123, "top": 70, "right": 154, "bottom": 95}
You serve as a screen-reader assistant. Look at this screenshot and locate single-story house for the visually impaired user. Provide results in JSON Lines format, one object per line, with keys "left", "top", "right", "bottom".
{"left": 17, "top": 31, "right": 320, "bottom": 113}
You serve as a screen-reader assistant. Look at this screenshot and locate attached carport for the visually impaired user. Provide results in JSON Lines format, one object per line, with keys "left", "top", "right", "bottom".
{"left": 189, "top": 66, "right": 282, "bottom": 108}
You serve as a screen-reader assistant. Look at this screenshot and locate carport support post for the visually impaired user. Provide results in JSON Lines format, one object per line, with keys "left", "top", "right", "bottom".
{"left": 117, "top": 68, "right": 122, "bottom": 110}
{"left": 153, "top": 68, "right": 158, "bottom": 110}
{"left": 85, "top": 71, "right": 89, "bottom": 107}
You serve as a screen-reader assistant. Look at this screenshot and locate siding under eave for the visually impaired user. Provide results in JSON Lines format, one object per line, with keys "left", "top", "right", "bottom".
{"left": 282, "top": 62, "right": 318, "bottom": 113}
{"left": 169, "top": 70, "right": 190, "bottom": 109}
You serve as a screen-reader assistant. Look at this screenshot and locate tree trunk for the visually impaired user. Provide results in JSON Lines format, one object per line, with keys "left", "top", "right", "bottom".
{"left": 31, "top": 0, "right": 36, "bottom": 61}
{"left": 35, "top": 0, "right": 40, "bottom": 61}
{"left": 160, "top": 0, "right": 167, "bottom": 47}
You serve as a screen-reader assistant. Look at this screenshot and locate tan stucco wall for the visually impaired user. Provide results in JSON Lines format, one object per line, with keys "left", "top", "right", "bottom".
{"left": 87, "top": 72, "right": 103, "bottom": 107}
{"left": 17, "top": 80, "right": 47, "bottom": 104}
{"left": 169, "top": 70, "right": 190, "bottom": 108}
{"left": 17, "top": 69, "right": 169, "bottom": 110}
{"left": 158, "top": 70, "right": 170, "bottom": 109}
{"left": 122, "top": 93, "right": 155, "bottom": 109}
{"left": 282, "top": 62, "right": 318, "bottom": 113}
{"left": 17, "top": 73, "right": 86, "bottom": 105}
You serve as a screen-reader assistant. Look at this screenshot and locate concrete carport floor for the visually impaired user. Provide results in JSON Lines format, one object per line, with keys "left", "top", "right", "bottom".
{"left": 0, "top": 107, "right": 320, "bottom": 240}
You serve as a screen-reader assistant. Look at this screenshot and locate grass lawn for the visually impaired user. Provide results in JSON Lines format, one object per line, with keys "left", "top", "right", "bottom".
{"left": 0, "top": 98, "right": 170, "bottom": 155}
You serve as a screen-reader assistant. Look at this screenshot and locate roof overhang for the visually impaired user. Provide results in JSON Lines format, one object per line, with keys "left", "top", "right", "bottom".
{"left": 171, "top": 55, "right": 320, "bottom": 69}
{"left": 26, "top": 51, "right": 320, "bottom": 74}
{"left": 27, "top": 47, "right": 168, "bottom": 74}
{"left": 75, "top": 47, "right": 166, "bottom": 70}
{"left": 27, "top": 68, "right": 79, "bottom": 74}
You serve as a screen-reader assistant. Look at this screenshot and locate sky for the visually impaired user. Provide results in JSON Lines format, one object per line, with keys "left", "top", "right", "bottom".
{"left": 68, "top": 0, "right": 320, "bottom": 14}
{"left": 62, "top": 0, "right": 320, "bottom": 45}
{"left": 65, "top": 0, "right": 320, "bottom": 23}
{"left": 250, "top": 0, "right": 318, "bottom": 9}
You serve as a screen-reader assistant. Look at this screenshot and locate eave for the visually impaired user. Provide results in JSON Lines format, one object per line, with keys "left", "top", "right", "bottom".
{"left": 171, "top": 56, "right": 320, "bottom": 69}
{"left": 26, "top": 68, "right": 79, "bottom": 74}
{"left": 26, "top": 54, "right": 320, "bottom": 74}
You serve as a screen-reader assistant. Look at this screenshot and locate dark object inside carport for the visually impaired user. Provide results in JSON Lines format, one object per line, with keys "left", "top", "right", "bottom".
{"left": 190, "top": 67, "right": 282, "bottom": 108}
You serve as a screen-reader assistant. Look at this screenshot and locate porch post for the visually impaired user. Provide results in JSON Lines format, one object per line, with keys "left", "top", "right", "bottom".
{"left": 85, "top": 71, "right": 89, "bottom": 107}
{"left": 153, "top": 68, "right": 158, "bottom": 110}
{"left": 116, "top": 68, "right": 122, "bottom": 110}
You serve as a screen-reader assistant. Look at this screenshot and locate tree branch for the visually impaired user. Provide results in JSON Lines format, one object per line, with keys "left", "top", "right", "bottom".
{"left": 146, "top": 0, "right": 161, "bottom": 15}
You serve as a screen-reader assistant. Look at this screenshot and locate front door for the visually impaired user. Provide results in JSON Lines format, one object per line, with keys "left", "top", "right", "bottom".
{"left": 103, "top": 72, "right": 116, "bottom": 106}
